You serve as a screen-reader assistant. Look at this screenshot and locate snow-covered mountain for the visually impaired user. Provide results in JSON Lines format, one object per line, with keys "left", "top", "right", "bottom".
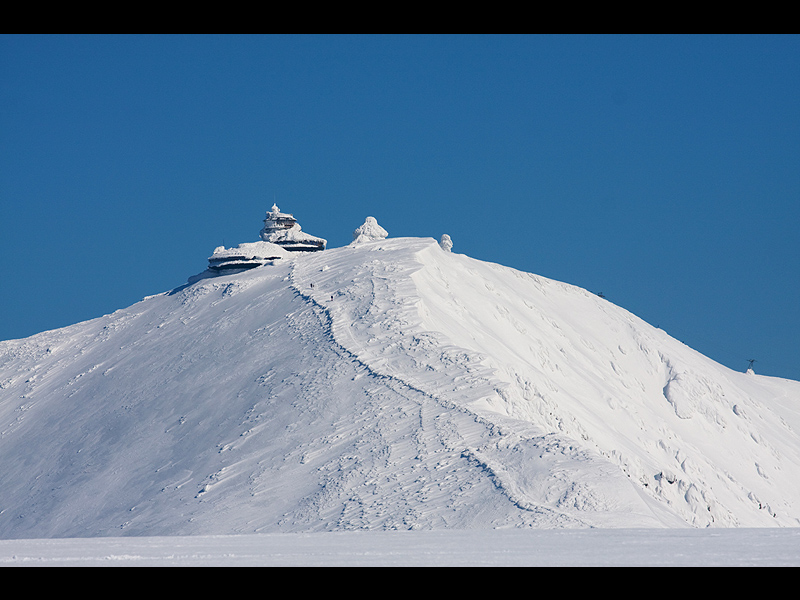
{"left": 1, "top": 233, "right": 799, "bottom": 538}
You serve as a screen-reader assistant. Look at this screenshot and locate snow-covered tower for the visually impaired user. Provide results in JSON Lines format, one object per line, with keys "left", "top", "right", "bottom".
{"left": 203, "top": 204, "right": 325, "bottom": 275}
{"left": 351, "top": 216, "right": 388, "bottom": 244}
{"left": 259, "top": 204, "right": 327, "bottom": 252}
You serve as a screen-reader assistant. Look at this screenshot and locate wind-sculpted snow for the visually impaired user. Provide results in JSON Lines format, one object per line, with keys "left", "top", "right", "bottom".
{"left": 291, "top": 238, "right": 680, "bottom": 527}
{"left": 403, "top": 239, "right": 800, "bottom": 527}
{"left": 292, "top": 238, "right": 800, "bottom": 528}
{"left": 0, "top": 237, "right": 798, "bottom": 538}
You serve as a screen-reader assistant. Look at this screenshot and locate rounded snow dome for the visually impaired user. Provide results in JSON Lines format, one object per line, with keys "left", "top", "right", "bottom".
{"left": 352, "top": 216, "right": 388, "bottom": 244}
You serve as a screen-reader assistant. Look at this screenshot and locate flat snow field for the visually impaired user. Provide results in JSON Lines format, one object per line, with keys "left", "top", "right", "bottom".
{"left": 1, "top": 529, "right": 799, "bottom": 566}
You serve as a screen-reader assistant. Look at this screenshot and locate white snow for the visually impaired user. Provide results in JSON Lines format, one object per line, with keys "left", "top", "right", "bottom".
{"left": 209, "top": 241, "right": 291, "bottom": 261}
{"left": 439, "top": 234, "right": 453, "bottom": 252}
{"left": 260, "top": 224, "right": 326, "bottom": 246}
{"left": 259, "top": 204, "right": 326, "bottom": 250}
{"left": 203, "top": 241, "right": 292, "bottom": 275}
{"left": 2, "top": 529, "right": 799, "bottom": 566}
{"left": 351, "top": 216, "right": 388, "bottom": 244}
{"left": 1, "top": 234, "right": 799, "bottom": 562}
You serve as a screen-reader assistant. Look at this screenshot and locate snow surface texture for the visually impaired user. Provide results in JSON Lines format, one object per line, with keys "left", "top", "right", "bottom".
{"left": 0, "top": 237, "right": 799, "bottom": 539}
{"left": 3, "top": 529, "right": 799, "bottom": 566}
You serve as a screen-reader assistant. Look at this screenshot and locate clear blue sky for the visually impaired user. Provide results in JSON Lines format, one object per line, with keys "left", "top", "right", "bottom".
{"left": 2, "top": 35, "right": 798, "bottom": 381}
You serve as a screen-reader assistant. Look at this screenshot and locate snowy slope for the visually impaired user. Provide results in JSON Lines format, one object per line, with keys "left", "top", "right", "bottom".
{"left": 1, "top": 237, "right": 798, "bottom": 538}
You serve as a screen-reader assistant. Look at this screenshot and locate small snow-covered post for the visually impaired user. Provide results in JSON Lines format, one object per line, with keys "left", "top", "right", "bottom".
{"left": 439, "top": 234, "right": 453, "bottom": 252}
{"left": 352, "top": 216, "right": 388, "bottom": 244}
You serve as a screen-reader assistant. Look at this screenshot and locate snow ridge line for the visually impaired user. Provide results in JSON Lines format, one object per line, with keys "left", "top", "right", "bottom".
{"left": 286, "top": 256, "right": 582, "bottom": 522}
{"left": 285, "top": 247, "right": 526, "bottom": 436}
{"left": 286, "top": 270, "right": 484, "bottom": 421}
{"left": 461, "top": 446, "right": 584, "bottom": 525}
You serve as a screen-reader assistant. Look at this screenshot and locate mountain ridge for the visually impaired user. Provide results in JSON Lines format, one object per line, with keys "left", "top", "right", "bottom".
{"left": 1, "top": 237, "right": 798, "bottom": 538}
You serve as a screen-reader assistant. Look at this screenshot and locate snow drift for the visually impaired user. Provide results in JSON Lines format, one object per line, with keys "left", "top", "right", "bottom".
{"left": 1, "top": 236, "right": 798, "bottom": 538}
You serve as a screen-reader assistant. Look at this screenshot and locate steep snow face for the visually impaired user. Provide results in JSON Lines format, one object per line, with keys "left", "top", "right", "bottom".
{"left": 292, "top": 238, "right": 800, "bottom": 528}
{"left": 418, "top": 244, "right": 800, "bottom": 527}
{"left": 0, "top": 237, "right": 798, "bottom": 538}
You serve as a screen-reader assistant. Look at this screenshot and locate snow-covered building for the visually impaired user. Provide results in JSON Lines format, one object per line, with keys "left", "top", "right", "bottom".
{"left": 205, "top": 204, "right": 326, "bottom": 273}
{"left": 260, "top": 204, "right": 327, "bottom": 253}
{"left": 207, "top": 241, "right": 291, "bottom": 272}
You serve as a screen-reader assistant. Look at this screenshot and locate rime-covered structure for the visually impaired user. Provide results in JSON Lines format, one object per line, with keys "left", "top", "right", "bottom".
{"left": 351, "top": 216, "right": 388, "bottom": 244}
{"left": 259, "top": 204, "right": 327, "bottom": 252}
{"left": 207, "top": 241, "right": 290, "bottom": 272}
{"left": 206, "top": 204, "right": 326, "bottom": 273}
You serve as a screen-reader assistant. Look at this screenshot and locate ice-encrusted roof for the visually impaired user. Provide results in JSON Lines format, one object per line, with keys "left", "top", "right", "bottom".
{"left": 206, "top": 241, "right": 291, "bottom": 272}
{"left": 209, "top": 241, "right": 291, "bottom": 262}
{"left": 260, "top": 204, "right": 327, "bottom": 251}
{"left": 201, "top": 204, "right": 326, "bottom": 276}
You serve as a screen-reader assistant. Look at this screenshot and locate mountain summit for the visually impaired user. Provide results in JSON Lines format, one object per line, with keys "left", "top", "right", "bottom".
{"left": 1, "top": 231, "right": 798, "bottom": 538}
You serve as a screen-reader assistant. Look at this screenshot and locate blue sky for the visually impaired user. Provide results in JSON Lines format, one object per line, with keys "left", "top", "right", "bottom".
{"left": 1, "top": 34, "right": 798, "bottom": 381}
